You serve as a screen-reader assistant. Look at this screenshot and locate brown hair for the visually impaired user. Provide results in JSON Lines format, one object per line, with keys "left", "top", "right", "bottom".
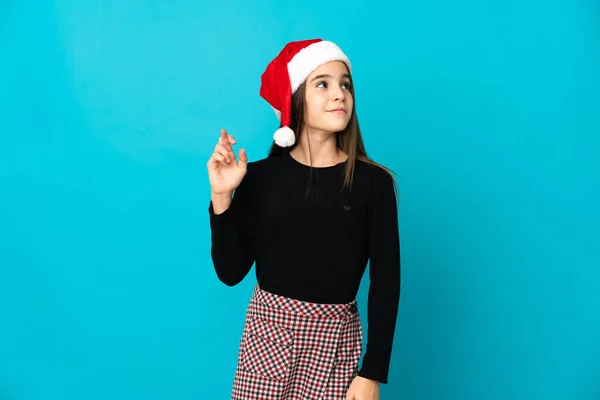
{"left": 267, "top": 67, "right": 400, "bottom": 199}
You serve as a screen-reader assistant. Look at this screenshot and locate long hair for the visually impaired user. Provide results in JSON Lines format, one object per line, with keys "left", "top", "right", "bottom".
{"left": 267, "top": 68, "right": 399, "bottom": 199}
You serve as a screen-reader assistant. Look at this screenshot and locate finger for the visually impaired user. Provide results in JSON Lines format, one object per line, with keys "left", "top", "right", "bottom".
{"left": 212, "top": 151, "right": 226, "bottom": 164}
{"left": 238, "top": 148, "right": 248, "bottom": 170}
{"left": 216, "top": 143, "right": 234, "bottom": 163}
{"left": 220, "top": 129, "right": 234, "bottom": 152}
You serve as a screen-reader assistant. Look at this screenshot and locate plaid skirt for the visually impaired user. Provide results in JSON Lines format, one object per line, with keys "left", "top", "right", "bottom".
{"left": 231, "top": 285, "right": 363, "bottom": 400}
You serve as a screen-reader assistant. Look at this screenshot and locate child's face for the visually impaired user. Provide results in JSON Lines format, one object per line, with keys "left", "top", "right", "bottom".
{"left": 303, "top": 61, "right": 353, "bottom": 134}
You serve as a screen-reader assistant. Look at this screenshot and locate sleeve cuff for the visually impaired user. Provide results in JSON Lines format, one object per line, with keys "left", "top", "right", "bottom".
{"left": 208, "top": 200, "right": 235, "bottom": 233}
{"left": 358, "top": 363, "right": 388, "bottom": 384}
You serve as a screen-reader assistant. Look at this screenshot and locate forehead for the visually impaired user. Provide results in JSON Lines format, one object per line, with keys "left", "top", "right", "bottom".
{"left": 307, "top": 61, "right": 350, "bottom": 79}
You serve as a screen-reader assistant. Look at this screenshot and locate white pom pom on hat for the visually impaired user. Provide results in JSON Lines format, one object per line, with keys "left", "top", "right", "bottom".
{"left": 273, "top": 126, "right": 296, "bottom": 148}
{"left": 259, "top": 39, "right": 352, "bottom": 148}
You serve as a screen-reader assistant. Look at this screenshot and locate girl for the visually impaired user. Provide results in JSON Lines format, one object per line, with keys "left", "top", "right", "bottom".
{"left": 207, "top": 39, "right": 400, "bottom": 400}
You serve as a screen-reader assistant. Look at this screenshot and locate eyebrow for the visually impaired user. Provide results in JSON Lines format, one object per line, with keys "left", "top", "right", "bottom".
{"left": 309, "top": 73, "right": 351, "bottom": 83}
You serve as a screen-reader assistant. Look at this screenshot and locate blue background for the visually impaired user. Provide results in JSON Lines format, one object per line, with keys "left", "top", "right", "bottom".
{"left": 1, "top": 1, "right": 599, "bottom": 399}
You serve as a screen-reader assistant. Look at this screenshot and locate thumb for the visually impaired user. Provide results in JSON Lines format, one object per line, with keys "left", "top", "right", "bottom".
{"left": 237, "top": 148, "right": 248, "bottom": 170}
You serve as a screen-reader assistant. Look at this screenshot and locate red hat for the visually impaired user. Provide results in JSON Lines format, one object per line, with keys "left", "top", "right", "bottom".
{"left": 260, "top": 39, "right": 352, "bottom": 147}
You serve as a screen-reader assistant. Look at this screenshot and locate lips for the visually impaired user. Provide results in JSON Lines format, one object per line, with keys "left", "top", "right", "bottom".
{"left": 327, "top": 108, "right": 346, "bottom": 113}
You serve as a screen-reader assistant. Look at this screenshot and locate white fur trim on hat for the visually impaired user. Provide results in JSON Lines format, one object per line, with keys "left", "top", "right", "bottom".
{"left": 287, "top": 41, "right": 351, "bottom": 94}
{"left": 273, "top": 126, "right": 295, "bottom": 147}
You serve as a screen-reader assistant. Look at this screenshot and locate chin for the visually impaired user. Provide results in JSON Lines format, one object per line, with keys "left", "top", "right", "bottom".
{"left": 321, "top": 122, "right": 350, "bottom": 133}
{"left": 306, "top": 120, "right": 350, "bottom": 134}
{"left": 331, "top": 123, "right": 350, "bottom": 132}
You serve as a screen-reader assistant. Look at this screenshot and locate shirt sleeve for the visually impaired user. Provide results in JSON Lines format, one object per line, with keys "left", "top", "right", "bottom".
{"left": 358, "top": 168, "right": 401, "bottom": 384}
{"left": 208, "top": 165, "right": 256, "bottom": 286}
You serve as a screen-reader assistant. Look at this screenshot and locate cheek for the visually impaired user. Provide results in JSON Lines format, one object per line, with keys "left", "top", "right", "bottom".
{"left": 305, "top": 94, "right": 327, "bottom": 119}
{"left": 304, "top": 102, "right": 315, "bottom": 122}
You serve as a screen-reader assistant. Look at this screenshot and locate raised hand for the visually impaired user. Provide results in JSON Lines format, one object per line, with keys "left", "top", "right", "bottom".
{"left": 207, "top": 128, "right": 248, "bottom": 196}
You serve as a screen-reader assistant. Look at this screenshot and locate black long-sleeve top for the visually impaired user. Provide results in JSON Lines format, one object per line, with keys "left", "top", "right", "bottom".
{"left": 208, "top": 151, "right": 401, "bottom": 384}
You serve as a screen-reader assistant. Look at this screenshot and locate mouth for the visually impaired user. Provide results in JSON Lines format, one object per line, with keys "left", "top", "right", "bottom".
{"left": 327, "top": 108, "right": 347, "bottom": 113}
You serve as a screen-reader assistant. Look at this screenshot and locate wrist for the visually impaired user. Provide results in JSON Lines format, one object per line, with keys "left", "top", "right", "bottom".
{"left": 211, "top": 192, "right": 233, "bottom": 214}
{"left": 357, "top": 374, "right": 380, "bottom": 385}
{"left": 211, "top": 191, "right": 233, "bottom": 199}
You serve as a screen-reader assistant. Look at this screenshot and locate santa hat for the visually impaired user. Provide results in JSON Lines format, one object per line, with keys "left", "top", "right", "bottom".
{"left": 260, "top": 38, "right": 352, "bottom": 147}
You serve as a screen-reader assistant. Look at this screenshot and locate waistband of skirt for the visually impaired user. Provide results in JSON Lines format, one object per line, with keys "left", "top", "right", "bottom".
{"left": 250, "top": 285, "right": 358, "bottom": 319}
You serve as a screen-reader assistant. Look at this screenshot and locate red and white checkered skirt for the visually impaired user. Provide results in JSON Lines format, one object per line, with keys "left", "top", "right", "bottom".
{"left": 231, "top": 285, "right": 363, "bottom": 400}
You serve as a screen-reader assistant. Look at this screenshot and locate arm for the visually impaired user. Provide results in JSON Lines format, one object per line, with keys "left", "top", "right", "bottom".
{"left": 208, "top": 166, "right": 256, "bottom": 286}
{"left": 358, "top": 169, "right": 401, "bottom": 384}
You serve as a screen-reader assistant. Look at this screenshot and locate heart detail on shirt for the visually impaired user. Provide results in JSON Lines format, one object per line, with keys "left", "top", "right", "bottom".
{"left": 343, "top": 205, "right": 352, "bottom": 212}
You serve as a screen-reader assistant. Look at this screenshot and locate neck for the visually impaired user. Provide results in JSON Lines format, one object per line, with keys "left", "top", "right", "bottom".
{"left": 289, "top": 128, "right": 347, "bottom": 167}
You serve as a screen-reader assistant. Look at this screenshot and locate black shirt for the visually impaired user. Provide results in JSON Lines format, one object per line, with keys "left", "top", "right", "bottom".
{"left": 208, "top": 151, "right": 401, "bottom": 384}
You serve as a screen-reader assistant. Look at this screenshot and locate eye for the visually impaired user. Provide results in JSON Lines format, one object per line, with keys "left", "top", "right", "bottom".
{"left": 342, "top": 81, "right": 351, "bottom": 90}
{"left": 316, "top": 81, "right": 328, "bottom": 88}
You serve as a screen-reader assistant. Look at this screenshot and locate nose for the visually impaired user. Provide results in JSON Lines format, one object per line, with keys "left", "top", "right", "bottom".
{"left": 332, "top": 85, "right": 345, "bottom": 102}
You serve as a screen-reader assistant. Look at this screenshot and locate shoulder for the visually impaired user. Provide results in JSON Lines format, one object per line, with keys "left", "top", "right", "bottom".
{"left": 354, "top": 160, "right": 398, "bottom": 215}
{"left": 354, "top": 159, "right": 398, "bottom": 209}
{"left": 242, "top": 154, "right": 287, "bottom": 184}
{"left": 355, "top": 158, "right": 395, "bottom": 187}
{"left": 246, "top": 154, "right": 283, "bottom": 173}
